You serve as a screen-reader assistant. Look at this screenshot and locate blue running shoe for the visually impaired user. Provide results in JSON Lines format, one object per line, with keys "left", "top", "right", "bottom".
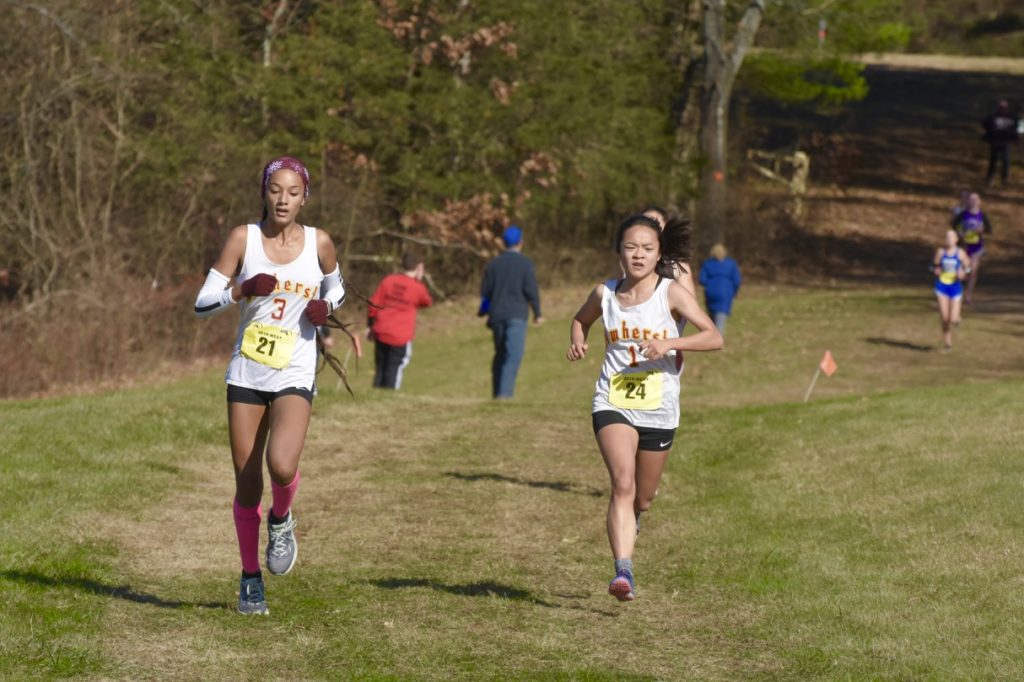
{"left": 608, "top": 570, "right": 635, "bottom": 602}
{"left": 238, "top": 574, "right": 269, "bottom": 615}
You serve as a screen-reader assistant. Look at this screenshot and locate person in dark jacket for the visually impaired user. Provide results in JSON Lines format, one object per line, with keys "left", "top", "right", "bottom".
{"left": 479, "top": 225, "right": 543, "bottom": 399}
{"left": 698, "top": 244, "right": 741, "bottom": 334}
{"left": 982, "top": 99, "right": 1019, "bottom": 186}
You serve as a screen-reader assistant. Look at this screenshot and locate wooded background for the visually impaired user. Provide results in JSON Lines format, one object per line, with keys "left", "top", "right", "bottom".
{"left": 2, "top": 0, "right": 1019, "bottom": 395}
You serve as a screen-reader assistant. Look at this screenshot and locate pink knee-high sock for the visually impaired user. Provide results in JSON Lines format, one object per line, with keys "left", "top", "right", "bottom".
{"left": 233, "top": 499, "right": 263, "bottom": 574}
{"left": 271, "top": 470, "right": 300, "bottom": 519}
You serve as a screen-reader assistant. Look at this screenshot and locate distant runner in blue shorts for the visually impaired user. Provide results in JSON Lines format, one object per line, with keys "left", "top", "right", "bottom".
{"left": 932, "top": 229, "right": 969, "bottom": 352}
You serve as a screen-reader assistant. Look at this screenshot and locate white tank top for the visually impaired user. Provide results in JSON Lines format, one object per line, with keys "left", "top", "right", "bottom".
{"left": 592, "top": 277, "right": 683, "bottom": 429}
{"left": 225, "top": 224, "right": 324, "bottom": 391}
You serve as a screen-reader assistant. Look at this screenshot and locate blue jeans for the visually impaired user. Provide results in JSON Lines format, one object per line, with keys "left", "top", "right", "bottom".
{"left": 490, "top": 318, "right": 527, "bottom": 398}
{"left": 713, "top": 311, "right": 728, "bottom": 334}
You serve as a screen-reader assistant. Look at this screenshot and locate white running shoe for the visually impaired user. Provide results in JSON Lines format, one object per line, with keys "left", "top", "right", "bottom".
{"left": 266, "top": 512, "right": 298, "bottom": 576}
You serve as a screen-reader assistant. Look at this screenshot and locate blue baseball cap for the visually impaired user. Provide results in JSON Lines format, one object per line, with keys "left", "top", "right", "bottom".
{"left": 503, "top": 225, "right": 522, "bottom": 247}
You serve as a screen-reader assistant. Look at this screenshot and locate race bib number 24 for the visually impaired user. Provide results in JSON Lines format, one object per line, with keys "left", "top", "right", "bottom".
{"left": 609, "top": 371, "right": 663, "bottom": 410}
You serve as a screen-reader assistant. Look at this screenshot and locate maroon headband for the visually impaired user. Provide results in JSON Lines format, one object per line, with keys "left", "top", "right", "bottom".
{"left": 260, "top": 156, "right": 310, "bottom": 200}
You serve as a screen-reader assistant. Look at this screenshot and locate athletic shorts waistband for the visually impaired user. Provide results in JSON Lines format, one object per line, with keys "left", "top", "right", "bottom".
{"left": 227, "top": 384, "right": 314, "bottom": 406}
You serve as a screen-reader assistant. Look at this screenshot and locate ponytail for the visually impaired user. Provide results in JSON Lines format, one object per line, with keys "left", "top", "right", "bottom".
{"left": 315, "top": 280, "right": 382, "bottom": 396}
{"left": 657, "top": 213, "right": 693, "bottom": 275}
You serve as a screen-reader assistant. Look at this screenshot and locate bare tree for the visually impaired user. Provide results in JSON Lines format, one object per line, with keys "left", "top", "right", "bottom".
{"left": 697, "top": 0, "right": 766, "bottom": 249}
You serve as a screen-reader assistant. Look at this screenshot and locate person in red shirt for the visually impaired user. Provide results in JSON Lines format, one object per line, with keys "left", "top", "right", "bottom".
{"left": 367, "top": 252, "right": 433, "bottom": 389}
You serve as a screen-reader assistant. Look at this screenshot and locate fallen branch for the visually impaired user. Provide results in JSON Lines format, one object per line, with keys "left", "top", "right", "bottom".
{"left": 359, "top": 229, "right": 491, "bottom": 261}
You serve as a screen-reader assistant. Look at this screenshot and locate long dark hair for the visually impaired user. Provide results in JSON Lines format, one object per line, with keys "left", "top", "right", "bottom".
{"left": 615, "top": 212, "right": 693, "bottom": 277}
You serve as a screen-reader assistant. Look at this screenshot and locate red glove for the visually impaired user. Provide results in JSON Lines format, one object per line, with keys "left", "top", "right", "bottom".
{"left": 305, "top": 299, "right": 329, "bottom": 326}
{"left": 240, "top": 273, "right": 277, "bottom": 297}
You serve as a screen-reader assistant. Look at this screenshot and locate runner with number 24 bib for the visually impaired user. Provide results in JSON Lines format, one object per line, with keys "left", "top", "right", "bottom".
{"left": 567, "top": 213, "right": 722, "bottom": 602}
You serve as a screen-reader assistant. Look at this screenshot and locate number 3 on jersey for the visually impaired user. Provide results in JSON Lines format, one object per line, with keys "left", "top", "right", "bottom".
{"left": 609, "top": 370, "right": 663, "bottom": 410}
{"left": 270, "top": 297, "right": 287, "bottom": 320}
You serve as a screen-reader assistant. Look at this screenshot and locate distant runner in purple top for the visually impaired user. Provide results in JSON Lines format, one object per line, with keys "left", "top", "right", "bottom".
{"left": 950, "top": 192, "right": 992, "bottom": 304}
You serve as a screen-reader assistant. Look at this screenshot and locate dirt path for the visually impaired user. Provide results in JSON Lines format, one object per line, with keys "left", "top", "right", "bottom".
{"left": 859, "top": 53, "right": 1024, "bottom": 75}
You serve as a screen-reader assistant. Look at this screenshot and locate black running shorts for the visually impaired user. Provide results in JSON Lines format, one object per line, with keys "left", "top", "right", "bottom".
{"left": 591, "top": 410, "right": 676, "bottom": 452}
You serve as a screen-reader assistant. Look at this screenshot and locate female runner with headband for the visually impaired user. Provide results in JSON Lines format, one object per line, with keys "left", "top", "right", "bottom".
{"left": 194, "top": 156, "right": 350, "bottom": 615}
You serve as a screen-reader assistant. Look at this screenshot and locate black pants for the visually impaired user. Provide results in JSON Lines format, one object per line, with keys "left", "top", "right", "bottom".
{"left": 987, "top": 145, "right": 1010, "bottom": 184}
{"left": 373, "top": 340, "right": 411, "bottom": 389}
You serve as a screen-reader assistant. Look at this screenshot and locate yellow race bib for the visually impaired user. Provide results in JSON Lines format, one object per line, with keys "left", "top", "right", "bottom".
{"left": 963, "top": 231, "right": 980, "bottom": 244}
{"left": 939, "top": 271, "right": 957, "bottom": 285}
{"left": 240, "top": 322, "right": 297, "bottom": 369}
{"left": 609, "top": 371, "right": 663, "bottom": 410}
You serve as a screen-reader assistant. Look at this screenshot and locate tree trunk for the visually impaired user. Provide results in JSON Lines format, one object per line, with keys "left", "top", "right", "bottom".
{"left": 668, "top": 0, "right": 703, "bottom": 212}
{"left": 696, "top": 0, "right": 765, "bottom": 252}
{"left": 261, "top": 1, "right": 290, "bottom": 126}
{"left": 699, "top": 87, "right": 729, "bottom": 250}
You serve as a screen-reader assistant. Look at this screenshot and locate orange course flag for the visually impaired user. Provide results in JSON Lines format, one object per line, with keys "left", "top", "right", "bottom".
{"left": 819, "top": 351, "right": 837, "bottom": 377}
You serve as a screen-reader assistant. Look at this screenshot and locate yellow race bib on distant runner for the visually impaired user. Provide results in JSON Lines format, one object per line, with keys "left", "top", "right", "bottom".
{"left": 939, "top": 271, "right": 957, "bottom": 285}
{"left": 963, "top": 231, "right": 980, "bottom": 244}
{"left": 609, "top": 371, "right": 663, "bottom": 410}
{"left": 240, "top": 322, "right": 297, "bottom": 369}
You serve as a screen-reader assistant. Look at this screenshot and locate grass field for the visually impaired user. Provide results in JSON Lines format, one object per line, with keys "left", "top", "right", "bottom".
{"left": 3, "top": 284, "right": 1024, "bottom": 680}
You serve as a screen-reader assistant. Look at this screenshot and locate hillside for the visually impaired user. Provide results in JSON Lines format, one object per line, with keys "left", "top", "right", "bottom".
{"left": 743, "top": 56, "right": 1024, "bottom": 292}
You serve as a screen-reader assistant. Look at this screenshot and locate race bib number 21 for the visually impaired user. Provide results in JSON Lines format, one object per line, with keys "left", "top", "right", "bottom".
{"left": 240, "top": 322, "right": 297, "bottom": 369}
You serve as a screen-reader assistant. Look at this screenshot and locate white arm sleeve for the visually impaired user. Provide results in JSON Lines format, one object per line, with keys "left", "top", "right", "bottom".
{"left": 194, "top": 269, "right": 236, "bottom": 318}
{"left": 321, "top": 266, "right": 345, "bottom": 313}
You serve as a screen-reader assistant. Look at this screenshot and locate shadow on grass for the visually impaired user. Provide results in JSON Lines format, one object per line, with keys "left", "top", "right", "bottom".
{"left": 864, "top": 337, "right": 935, "bottom": 352}
{"left": 0, "top": 570, "right": 226, "bottom": 610}
{"left": 372, "top": 577, "right": 555, "bottom": 605}
{"left": 444, "top": 471, "right": 603, "bottom": 498}
{"left": 371, "top": 577, "right": 616, "bottom": 616}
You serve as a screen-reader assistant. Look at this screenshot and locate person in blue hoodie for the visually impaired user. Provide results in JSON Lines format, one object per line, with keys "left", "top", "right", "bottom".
{"left": 479, "top": 225, "right": 543, "bottom": 398}
{"left": 698, "top": 244, "right": 741, "bottom": 334}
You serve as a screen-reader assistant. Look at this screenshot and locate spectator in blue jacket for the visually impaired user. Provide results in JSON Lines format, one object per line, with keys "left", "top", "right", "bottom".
{"left": 479, "top": 225, "right": 543, "bottom": 399}
{"left": 698, "top": 244, "right": 741, "bottom": 334}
